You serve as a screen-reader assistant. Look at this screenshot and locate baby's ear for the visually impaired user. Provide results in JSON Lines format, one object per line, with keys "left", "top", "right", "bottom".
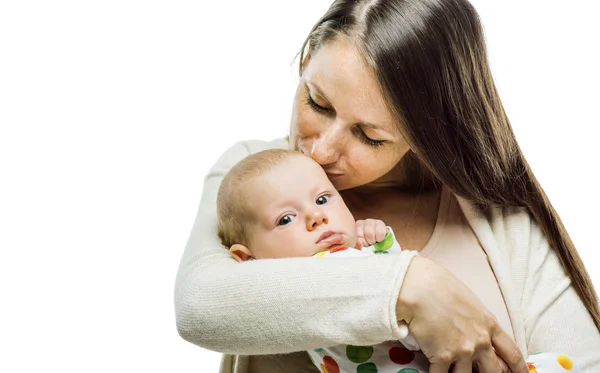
{"left": 229, "top": 244, "right": 254, "bottom": 262}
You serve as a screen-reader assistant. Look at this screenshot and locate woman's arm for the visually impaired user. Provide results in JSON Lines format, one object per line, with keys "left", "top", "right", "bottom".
{"left": 520, "top": 216, "right": 600, "bottom": 371}
{"left": 174, "top": 138, "right": 418, "bottom": 354}
{"left": 175, "top": 139, "right": 527, "bottom": 373}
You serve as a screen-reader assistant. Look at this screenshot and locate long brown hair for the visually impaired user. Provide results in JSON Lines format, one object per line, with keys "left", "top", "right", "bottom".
{"left": 299, "top": 0, "right": 600, "bottom": 330}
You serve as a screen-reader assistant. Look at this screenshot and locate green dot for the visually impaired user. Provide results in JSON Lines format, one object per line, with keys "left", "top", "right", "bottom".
{"left": 357, "top": 362, "right": 378, "bottom": 373}
{"left": 313, "top": 348, "right": 323, "bottom": 353}
{"left": 397, "top": 369, "right": 419, "bottom": 373}
{"left": 346, "top": 345, "right": 374, "bottom": 364}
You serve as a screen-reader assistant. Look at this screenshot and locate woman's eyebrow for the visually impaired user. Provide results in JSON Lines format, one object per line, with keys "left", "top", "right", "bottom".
{"left": 305, "top": 81, "right": 331, "bottom": 103}
{"left": 359, "top": 121, "right": 383, "bottom": 131}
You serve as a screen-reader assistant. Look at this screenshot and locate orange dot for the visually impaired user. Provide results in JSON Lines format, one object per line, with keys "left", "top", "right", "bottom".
{"left": 556, "top": 355, "right": 574, "bottom": 370}
{"left": 527, "top": 362, "right": 538, "bottom": 373}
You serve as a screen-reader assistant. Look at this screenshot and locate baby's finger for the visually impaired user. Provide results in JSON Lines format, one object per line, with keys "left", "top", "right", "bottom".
{"left": 357, "top": 237, "right": 368, "bottom": 249}
{"left": 375, "top": 221, "right": 387, "bottom": 242}
{"left": 362, "top": 220, "right": 376, "bottom": 244}
{"left": 355, "top": 221, "right": 365, "bottom": 240}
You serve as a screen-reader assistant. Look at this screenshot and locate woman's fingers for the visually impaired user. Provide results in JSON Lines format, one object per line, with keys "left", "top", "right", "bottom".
{"left": 496, "top": 355, "right": 511, "bottom": 373}
{"left": 473, "top": 347, "right": 502, "bottom": 373}
{"left": 428, "top": 361, "right": 452, "bottom": 373}
{"left": 450, "top": 359, "right": 474, "bottom": 373}
{"left": 492, "top": 330, "right": 527, "bottom": 373}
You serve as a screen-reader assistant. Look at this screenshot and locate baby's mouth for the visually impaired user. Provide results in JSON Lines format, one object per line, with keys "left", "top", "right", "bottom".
{"left": 316, "top": 231, "right": 344, "bottom": 246}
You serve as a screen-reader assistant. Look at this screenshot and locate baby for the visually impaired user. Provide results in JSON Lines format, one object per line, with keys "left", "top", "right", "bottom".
{"left": 216, "top": 149, "right": 580, "bottom": 373}
{"left": 217, "top": 148, "right": 398, "bottom": 261}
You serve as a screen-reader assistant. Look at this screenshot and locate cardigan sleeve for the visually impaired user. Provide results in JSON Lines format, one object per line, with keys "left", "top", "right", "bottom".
{"left": 174, "top": 138, "right": 418, "bottom": 355}
{"left": 515, "top": 210, "right": 600, "bottom": 371}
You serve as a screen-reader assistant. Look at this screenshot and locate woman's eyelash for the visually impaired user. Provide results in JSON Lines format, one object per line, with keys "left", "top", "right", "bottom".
{"left": 361, "top": 135, "right": 385, "bottom": 148}
{"left": 305, "top": 94, "right": 330, "bottom": 113}
{"left": 353, "top": 127, "right": 385, "bottom": 148}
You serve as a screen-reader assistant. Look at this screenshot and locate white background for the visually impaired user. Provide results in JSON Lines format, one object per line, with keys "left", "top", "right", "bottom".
{"left": 1, "top": 0, "right": 598, "bottom": 372}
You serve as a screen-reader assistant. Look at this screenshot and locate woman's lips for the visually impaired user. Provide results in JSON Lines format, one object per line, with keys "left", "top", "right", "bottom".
{"left": 325, "top": 172, "right": 343, "bottom": 180}
{"left": 317, "top": 232, "right": 344, "bottom": 246}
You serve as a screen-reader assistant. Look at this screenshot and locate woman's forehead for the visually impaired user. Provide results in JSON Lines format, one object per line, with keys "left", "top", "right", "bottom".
{"left": 303, "top": 38, "right": 398, "bottom": 135}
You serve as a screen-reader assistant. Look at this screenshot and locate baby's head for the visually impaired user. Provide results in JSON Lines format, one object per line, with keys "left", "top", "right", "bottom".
{"left": 217, "top": 149, "right": 357, "bottom": 261}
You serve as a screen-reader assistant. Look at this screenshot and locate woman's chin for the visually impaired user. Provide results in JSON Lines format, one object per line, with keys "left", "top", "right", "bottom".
{"left": 330, "top": 178, "right": 356, "bottom": 191}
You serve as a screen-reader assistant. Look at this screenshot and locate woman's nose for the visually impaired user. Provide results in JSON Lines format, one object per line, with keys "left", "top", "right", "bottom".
{"left": 306, "top": 210, "right": 328, "bottom": 231}
{"left": 310, "top": 126, "right": 343, "bottom": 165}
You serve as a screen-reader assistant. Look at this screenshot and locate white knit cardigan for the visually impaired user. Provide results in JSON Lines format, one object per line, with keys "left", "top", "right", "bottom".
{"left": 174, "top": 138, "right": 600, "bottom": 372}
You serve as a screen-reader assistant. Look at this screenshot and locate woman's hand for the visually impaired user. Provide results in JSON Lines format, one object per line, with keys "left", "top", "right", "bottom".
{"left": 396, "top": 257, "right": 527, "bottom": 373}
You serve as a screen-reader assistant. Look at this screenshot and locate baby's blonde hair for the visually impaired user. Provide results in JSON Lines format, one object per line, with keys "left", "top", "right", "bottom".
{"left": 217, "top": 148, "right": 302, "bottom": 248}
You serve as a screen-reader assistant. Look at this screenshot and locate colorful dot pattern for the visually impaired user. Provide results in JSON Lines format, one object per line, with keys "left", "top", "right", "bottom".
{"left": 307, "top": 342, "right": 429, "bottom": 373}
{"left": 524, "top": 352, "right": 580, "bottom": 373}
{"left": 308, "top": 348, "right": 580, "bottom": 373}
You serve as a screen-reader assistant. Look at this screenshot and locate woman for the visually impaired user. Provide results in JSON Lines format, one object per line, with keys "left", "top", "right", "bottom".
{"left": 175, "top": 0, "right": 600, "bottom": 372}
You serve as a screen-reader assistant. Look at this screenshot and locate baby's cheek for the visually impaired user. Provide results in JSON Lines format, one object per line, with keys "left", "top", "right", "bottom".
{"left": 282, "top": 234, "right": 316, "bottom": 258}
{"left": 252, "top": 234, "right": 291, "bottom": 259}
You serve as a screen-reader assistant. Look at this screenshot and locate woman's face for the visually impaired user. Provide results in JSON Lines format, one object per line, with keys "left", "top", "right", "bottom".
{"left": 290, "top": 37, "right": 411, "bottom": 191}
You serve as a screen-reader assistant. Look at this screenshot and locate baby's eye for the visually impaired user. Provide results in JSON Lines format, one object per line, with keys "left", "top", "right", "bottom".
{"left": 278, "top": 215, "right": 294, "bottom": 226}
{"left": 316, "top": 195, "right": 330, "bottom": 205}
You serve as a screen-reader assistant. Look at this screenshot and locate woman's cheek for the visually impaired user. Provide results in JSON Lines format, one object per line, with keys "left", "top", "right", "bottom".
{"left": 294, "top": 113, "right": 322, "bottom": 152}
{"left": 295, "top": 106, "right": 318, "bottom": 135}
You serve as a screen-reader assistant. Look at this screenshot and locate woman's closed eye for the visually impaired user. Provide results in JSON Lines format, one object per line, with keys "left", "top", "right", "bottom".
{"left": 352, "top": 126, "right": 385, "bottom": 148}
{"left": 305, "top": 93, "right": 332, "bottom": 114}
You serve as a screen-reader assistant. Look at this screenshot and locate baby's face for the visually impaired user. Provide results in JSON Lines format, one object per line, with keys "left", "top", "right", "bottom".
{"left": 244, "top": 155, "right": 357, "bottom": 259}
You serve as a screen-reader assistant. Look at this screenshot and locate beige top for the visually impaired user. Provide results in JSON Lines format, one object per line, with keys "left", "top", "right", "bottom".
{"left": 174, "top": 138, "right": 600, "bottom": 373}
{"left": 420, "top": 187, "right": 514, "bottom": 341}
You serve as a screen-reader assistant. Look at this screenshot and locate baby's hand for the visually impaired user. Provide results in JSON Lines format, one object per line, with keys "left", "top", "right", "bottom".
{"left": 355, "top": 219, "right": 388, "bottom": 249}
